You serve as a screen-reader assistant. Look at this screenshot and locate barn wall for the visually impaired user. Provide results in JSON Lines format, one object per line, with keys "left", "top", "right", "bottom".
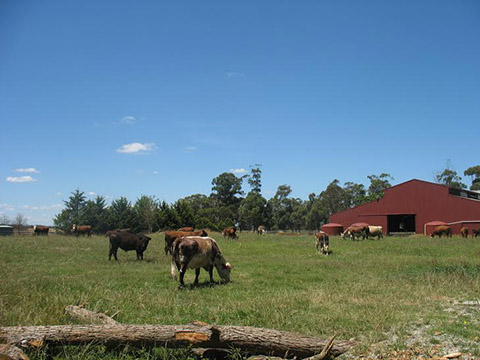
{"left": 330, "top": 180, "right": 480, "bottom": 235}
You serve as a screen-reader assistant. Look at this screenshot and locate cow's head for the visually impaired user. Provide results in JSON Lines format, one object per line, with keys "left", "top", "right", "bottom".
{"left": 72, "top": 224, "right": 77, "bottom": 231}
{"left": 140, "top": 235, "right": 151, "bottom": 250}
{"left": 214, "top": 254, "right": 232, "bottom": 283}
{"left": 200, "top": 229, "right": 208, "bottom": 237}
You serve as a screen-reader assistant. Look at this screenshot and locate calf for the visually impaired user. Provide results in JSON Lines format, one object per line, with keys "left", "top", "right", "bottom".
{"left": 431, "top": 225, "right": 452, "bottom": 238}
{"left": 72, "top": 224, "right": 92, "bottom": 237}
{"left": 164, "top": 229, "right": 208, "bottom": 255}
{"left": 33, "top": 225, "right": 49, "bottom": 236}
{"left": 171, "top": 236, "right": 232, "bottom": 288}
{"left": 108, "top": 232, "right": 151, "bottom": 260}
{"left": 460, "top": 227, "right": 469, "bottom": 238}
{"left": 315, "top": 231, "right": 329, "bottom": 255}
{"left": 223, "top": 227, "right": 238, "bottom": 239}
{"left": 257, "top": 225, "right": 266, "bottom": 235}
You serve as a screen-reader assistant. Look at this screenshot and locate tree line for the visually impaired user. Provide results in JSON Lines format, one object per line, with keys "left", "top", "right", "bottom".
{"left": 51, "top": 164, "right": 479, "bottom": 234}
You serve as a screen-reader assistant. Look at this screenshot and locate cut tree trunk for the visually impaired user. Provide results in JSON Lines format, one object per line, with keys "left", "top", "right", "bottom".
{"left": 0, "top": 344, "right": 30, "bottom": 360}
{"left": 0, "top": 324, "right": 355, "bottom": 359}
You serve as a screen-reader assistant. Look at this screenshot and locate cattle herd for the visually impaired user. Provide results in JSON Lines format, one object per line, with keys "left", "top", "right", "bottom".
{"left": 27, "top": 222, "right": 479, "bottom": 288}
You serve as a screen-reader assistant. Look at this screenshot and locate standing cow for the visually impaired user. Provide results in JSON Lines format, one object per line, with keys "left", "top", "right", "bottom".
{"left": 460, "top": 227, "right": 469, "bottom": 238}
{"left": 368, "top": 226, "right": 383, "bottom": 240}
{"left": 178, "top": 227, "right": 194, "bottom": 232}
{"left": 315, "top": 231, "right": 329, "bottom": 255}
{"left": 33, "top": 225, "right": 49, "bottom": 236}
{"left": 223, "top": 227, "right": 238, "bottom": 239}
{"left": 257, "top": 225, "right": 266, "bottom": 235}
{"left": 431, "top": 225, "right": 452, "bottom": 238}
{"left": 171, "top": 236, "right": 232, "bottom": 288}
{"left": 472, "top": 229, "right": 480, "bottom": 238}
{"left": 342, "top": 226, "right": 368, "bottom": 241}
{"left": 72, "top": 224, "right": 92, "bottom": 237}
{"left": 108, "top": 232, "right": 151, "bottom": 260}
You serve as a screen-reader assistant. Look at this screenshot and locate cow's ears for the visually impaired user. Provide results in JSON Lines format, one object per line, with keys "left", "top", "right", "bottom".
{"left": 225, "top": 262, "right": 233, "bottom": 269}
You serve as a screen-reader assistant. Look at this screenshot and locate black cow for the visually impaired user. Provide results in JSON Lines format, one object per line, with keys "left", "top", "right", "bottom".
{"left": 108, "top": 232, "right": 151, "bottom": 260}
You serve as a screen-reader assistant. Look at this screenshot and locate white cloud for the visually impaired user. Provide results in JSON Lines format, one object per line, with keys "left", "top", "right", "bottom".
{"left": 55, "top": 192, "right": 62, "bottom": 196}
{"left": 6, "top": 176, "right": 37, "bottom": 183}
{"left": 120, "top": 116, "right": 136, "bottom": 125}
{"left": 226, "top": 72, "right": 245, "bottom": 78}
{"left": 87, "top": 192, "right": 96, "bottom": 196}
{"left": 21, "top": 204, "right": 62, "bottom": 211}
{"left": 153, "top": 170, "right": 159, "bottom": 174}
{"left": 0, "top": 203, "right": 15, "bottom": 211}
{"left": 185, "top": 146, "right": 197, "bottom": 151}
{"left": 15, "top": 168, "right": 40, "bottom": 173}
{"left": 116, "top": 142, "right": 156, "bottom": 154}
{"left": 230, "top": 168, "right": 247, "bottom": 174}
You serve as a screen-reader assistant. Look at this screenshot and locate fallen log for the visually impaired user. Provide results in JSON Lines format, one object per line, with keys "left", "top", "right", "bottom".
{"left": 0, "top": 344, "right": 30, "bottom": 360}
{"left": 0, "top": 323, "right": 355, "bottom": 358}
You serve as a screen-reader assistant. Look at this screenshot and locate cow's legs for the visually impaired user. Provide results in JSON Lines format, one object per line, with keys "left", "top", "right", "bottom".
{"left": 194, "top": 268, "right": 201, "bottom": 285}
{"left": 179, "top": 262, "right": 190, "bottom": 287}
{"left": 207, "top": 266, "right": 214, "bottom": 283}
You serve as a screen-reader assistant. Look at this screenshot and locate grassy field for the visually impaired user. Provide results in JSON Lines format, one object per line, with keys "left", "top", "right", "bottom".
{"left": 1, "top": 232, "right": 480, "bottom": 359}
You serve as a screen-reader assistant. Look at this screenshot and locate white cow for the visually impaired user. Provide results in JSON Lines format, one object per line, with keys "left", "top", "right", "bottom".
{"left": 368, "top": 226, "right": 383, "bottom": 240}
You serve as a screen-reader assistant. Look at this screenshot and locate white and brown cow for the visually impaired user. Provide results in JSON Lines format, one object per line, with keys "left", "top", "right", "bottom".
{"left": 368, "top": 226, "right": 383, "bottom": 240}
{"left": 315, "top": 231, "right": 329, "bottom": 255}
{"left": 72, "top": 224, "right": 92, "bottom": 237}
{"left": 33, "top": 225, "right": 49, "bottom": 236}
{"left": 171, "top": 236, "right": 232, "bottom": 288}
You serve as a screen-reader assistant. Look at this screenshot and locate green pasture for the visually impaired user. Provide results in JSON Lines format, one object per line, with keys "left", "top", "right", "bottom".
{"left": 1, "top": 232, "right": 480, "bottom": 358}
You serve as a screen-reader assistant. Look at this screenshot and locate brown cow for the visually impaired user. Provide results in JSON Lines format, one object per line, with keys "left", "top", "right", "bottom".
{"left": 315, "top": 231, "right": 329, "bottom": 255}
{"left": 178, "top": 227, "right": 194, "bottom": 232}
{"left": 72, "top": 224, "right": 92, "bottom": 237}
{"left": 341, "top": 226, "right": 368, "bottom": 241}
{"left": 223, "top": 227, "right": 238, "bottom": 239}
{"left": 472, "top": 229, "right": 480, "bottom": 238}
{"left": 164, "top": 229, "right": 208, "bottom": 255}
{"left": 460, "top": 227, "right": 469, "bottom": 238}
{"left": 171, "top": 236, "right": 232, "bottom": 288}
{"left": 108, "top": 231, "right": 151, "bottom": 261}
{"left": 33, "top": 225, "right": 49, "bottom": 236}
{"left": 431, "top": 225, "right": 452, "bottom": 238}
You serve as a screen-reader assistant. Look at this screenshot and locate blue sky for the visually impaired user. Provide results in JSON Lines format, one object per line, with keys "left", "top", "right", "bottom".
{"left": 1, "top": 1, "right": 479, "bottom": 225}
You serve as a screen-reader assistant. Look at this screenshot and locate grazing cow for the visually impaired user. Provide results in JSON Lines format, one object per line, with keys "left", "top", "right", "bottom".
{"left": 315, "top": 231, "right": 329, "bottom": 255}
{"left": 164, "top": 229, "right": 208, "bottom": 255}
{"left": 257, "top": 225, "right": 266, "bottom": 235}
{"left": 342, "top": 225, "right": 368, "bottom": 241}
{"left": 178, "top": 227, "right": 194, "bottom": 232}
{"left": 72, "top": 224, "right": 92, "bottom": 237}
{"left": 223, "top": 227, "right": 238, "bottom": 239}
{"left": 431, "top": 225, "right": 452, "bottom": 238}
{"left": 33, "top": 225, "right": 49, "bottom": 236}
{"left": 171, "top": 236, "right": 232, "bottom": 288}
{"left": 108, "top": 232, "right": 151, "bottom": 260}
{"left": 472, "top": 229, "right": 480, "bottom": 238}
{"left": 460, "top": 227, "right": 469, "bottom": 238}
{"left": 368, "top": 226, "right": 383, "bottom": 240}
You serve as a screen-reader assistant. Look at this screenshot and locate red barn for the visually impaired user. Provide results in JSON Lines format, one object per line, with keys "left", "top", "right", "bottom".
{"left": 330, "top": 179, "right": 480, "bottom": 235}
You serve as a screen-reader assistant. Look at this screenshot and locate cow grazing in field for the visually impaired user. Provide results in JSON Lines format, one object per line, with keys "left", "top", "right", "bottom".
{"left": 431, "top": 225, "right": 452, "bottom": 238}
{"left": 178, "top": 227, "right": 194, "bottom": 232}
{"left": 472, "top": 229, "right": 480, "bottom": 238}
{"left": 342, "top": 225, "right": 368, "bottom": 241}
{"left": 315, "top": 231, "right": 329, "bottom": 255}
{"left": 257, "top": 225, "right": 266, "bottom": 235}
{"left": 108, "top": 232, "right": 151, "bottom": 260}
{"left": 171, "top": 236, "right": 232, "bottom": 288}
{"left": 33, "top": 225, "right": 49, "bottom": 236}
{"left": 368, "top": 226, "right": 383, "bottom": 240}
{"left": 72, "top": 224, "right": 92, "bottom": 237}
{"left": 460, "top": 227, "right": 469, "bottom": 238}
{"left": 223, "top": 227, "right": 238, "bottom": 240}
{"left": 164, "top": 229, "right": 208, "bottom": 255}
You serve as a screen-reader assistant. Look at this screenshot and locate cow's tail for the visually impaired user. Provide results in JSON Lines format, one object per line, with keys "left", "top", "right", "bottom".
{"left": 171, "top": 259, "right": 178, "bottom": 280}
